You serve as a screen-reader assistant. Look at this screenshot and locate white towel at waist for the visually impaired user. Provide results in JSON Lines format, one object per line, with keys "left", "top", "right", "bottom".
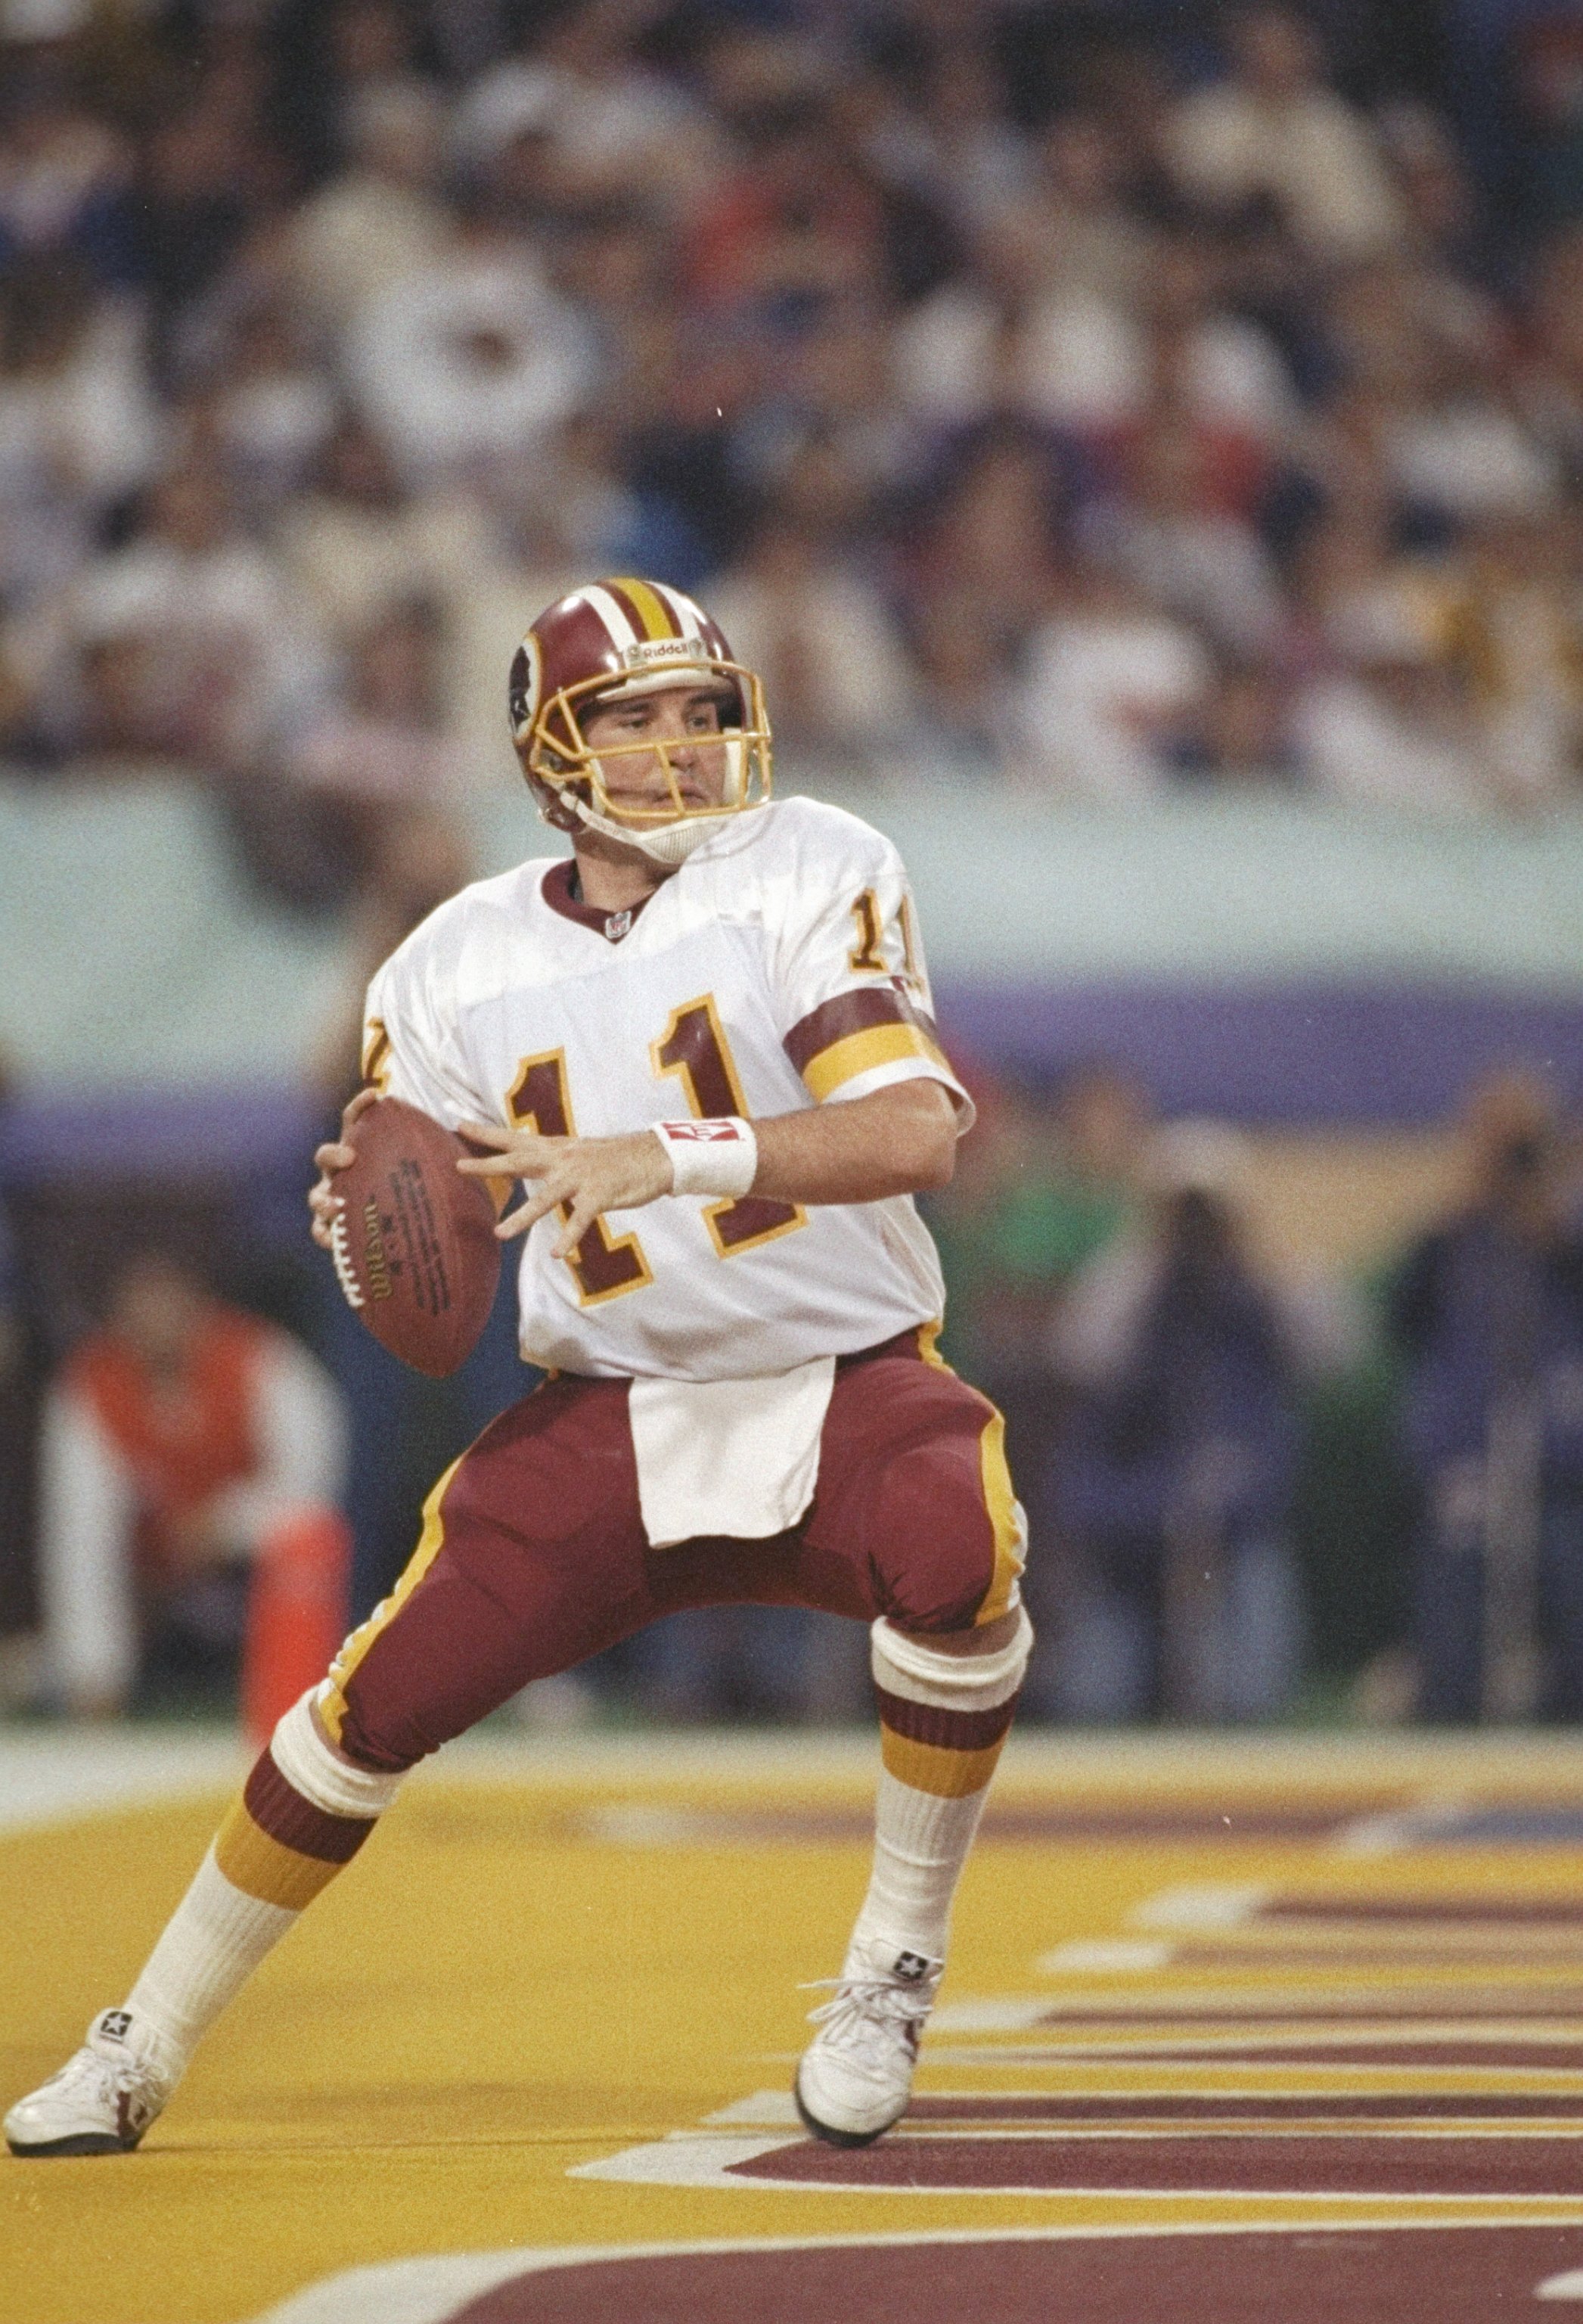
{"left": 628, "top": 1357, "right": 837, "bottom": 1549}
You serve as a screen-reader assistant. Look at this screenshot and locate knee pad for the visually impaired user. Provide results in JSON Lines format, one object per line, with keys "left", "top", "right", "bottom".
{"left": 871, "top": 1436, "right": 1027, "bottom": 1634}
{"left": 872, "top": 1604, "right": 1033, "bottom": 1715}
{"left": 271, "top": 1689, "right": 405, "bottom": 1819}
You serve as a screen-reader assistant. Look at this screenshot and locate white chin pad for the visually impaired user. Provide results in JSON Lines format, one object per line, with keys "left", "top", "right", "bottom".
{"left": 575, "top": 800, "right": 722, "bottom": 864}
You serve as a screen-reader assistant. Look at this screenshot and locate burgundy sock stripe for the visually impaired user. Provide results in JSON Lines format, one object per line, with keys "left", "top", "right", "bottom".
{"left": 243, "top": 1751, "right": 376, "bottom": 1864}
{"left": 874, "top": 1686, "right": 1020, "bottom": 1754}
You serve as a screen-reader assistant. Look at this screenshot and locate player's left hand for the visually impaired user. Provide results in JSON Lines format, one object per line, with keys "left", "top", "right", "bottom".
{"left": 456, "top": 1120, "right": 673, "bottom": 1255}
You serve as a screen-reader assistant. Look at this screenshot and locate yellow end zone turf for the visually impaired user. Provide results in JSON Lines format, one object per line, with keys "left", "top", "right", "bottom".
{"left": 8, "top": 1732, "right": 1583, "bottom": 2324}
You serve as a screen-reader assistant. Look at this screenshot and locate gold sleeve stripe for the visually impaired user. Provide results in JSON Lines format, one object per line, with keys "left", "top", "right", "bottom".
{"left": 974, "top": 1406, "right": 1024, "bottom": 1626}
{"left": 213, "top": 1813, "right": 346, "bottom": 1912}
{"left": 879, "top": 1729, "right": 1008, "bottom": 1799}
{"left": 800, "top": 1019, "right": 949, "bottom": 1102}
{"left": 318, "top": 1455, "right": 462, "bottom": 1744}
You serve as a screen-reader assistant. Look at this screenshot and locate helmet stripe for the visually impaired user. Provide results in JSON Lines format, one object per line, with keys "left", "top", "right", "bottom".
{"left": 580, "top": 583, "right": 638, "bottom": 651}
{"left": 608, "top": 576, "right": 679, "bottom": 640}
{"left": 654, "top": 581, "right": 706, "bottom": 640}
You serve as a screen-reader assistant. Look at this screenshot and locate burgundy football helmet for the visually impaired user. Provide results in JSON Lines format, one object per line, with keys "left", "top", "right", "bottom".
{"left": 508, "top": 577, "right": 772, "bottom": 863}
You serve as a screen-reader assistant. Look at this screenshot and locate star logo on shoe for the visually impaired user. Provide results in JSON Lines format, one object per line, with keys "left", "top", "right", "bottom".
{"left": 891, "top": 1952, "right": 931, "bottom": 1982}
{"left": 98, "top": 2010, "right": 132, "bottom": 2043}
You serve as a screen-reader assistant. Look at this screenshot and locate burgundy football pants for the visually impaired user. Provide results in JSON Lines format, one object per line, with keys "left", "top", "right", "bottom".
{"left": 318, "top": 1332, "right": 1021, "bottom": 1773}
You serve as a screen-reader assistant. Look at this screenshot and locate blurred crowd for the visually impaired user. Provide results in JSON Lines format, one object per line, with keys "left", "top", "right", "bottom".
{"left": 5, "top": 1049, "right": 1583, "bottom": 1731}
{"left": 931, "top": 1058, "right": 1583, "bottom": 1727}
{"left": 5, "top": 0, "right": 1583, "bottom": 1730}
{"left": 0, "top": 0, "right": 1581, "bottom": 915}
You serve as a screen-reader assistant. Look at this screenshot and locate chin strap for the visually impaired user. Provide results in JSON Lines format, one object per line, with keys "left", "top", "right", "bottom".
{"left": 563, "top": 791, "right": 728, "bottom": 865}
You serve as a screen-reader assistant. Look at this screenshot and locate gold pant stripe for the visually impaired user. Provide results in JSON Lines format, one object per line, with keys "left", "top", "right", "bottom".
{"left": 975, "top": 1405, "right": 1024, "bottom": 1626}
{"left": 213, "top": 1807, "right": 345, "bottom": 1912}
{"left": 319, "top": 1456, "right": 463, "bottom": 1745}
{"left": 908, "top": 1323, "right": 1022, "bottom": 1628}
{"left": 880, "top": 1729, "right": 1007, "bottom": 1799}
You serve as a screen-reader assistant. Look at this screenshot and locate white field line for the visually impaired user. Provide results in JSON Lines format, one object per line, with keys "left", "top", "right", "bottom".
{"left": 240, "top": 2217, "right": 1583, "bottom": 2324}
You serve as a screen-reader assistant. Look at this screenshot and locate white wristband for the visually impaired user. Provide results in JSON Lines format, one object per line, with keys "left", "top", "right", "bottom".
{"left": 653, "top": 1117, "right": 759, "bottom": 1199}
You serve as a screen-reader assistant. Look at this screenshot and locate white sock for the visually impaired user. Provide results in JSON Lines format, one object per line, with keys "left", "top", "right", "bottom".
{"left": 127, "top": 1848, "right": 297, "bottom": 2071}
{"left": 123, "top": 1692, "right": 402, "bottom": 2077}
{"left": 849, "top": 1609, "right": 1032, "bottom": 1972}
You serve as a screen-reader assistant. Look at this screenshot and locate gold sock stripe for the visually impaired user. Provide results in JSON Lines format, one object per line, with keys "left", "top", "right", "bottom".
{"left": 213, "top": 1802, "right": 346, "bottom": 1911}
{"left": 880, "top": 1726, "right": 1007, "bottom": 1799}
{"left": 318, "top": 1455, "right": 463, "bottom": 1744}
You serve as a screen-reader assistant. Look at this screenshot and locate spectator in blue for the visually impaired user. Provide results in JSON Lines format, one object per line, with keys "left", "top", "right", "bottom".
{"left": 0, "top": 56, "right": 141, "bottom": 293}
{"left": 1046, "top": 1122, "right": 1355, "bottom": 1723}
{"left": 1387, "top": 1070, "right": 1583, "bottom": 1723}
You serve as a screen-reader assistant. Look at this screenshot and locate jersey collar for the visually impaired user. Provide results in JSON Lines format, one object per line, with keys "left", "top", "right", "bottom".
{"left": 539, "top": 859, "right": 658, "bottom": 946}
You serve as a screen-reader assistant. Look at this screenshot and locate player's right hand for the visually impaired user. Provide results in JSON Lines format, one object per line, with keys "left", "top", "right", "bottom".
{"left": 308, "top": 1086, "right": 380, "bottom": 1252}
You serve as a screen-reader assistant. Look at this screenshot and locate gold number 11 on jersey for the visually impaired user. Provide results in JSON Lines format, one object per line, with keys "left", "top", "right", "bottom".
{"left": 506, "top": 1051, "right": 656, "bottom": 1306}
{"left": 651, "top": 996, "right": 806, "bottom": 1258}
{"left": 507, "top": 999, "right": 805, "bottom": 1305}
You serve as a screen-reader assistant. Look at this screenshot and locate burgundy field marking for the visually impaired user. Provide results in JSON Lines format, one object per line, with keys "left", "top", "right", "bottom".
{"left": 431, "top": 2226, "right": 1583, "bottom": 2324}
{"left": 905, "top": 2094, "right": 1583, "bottom": 2121}
{"left": 1259, "top": 1898, "right": 1583, "bottom": 1927}
{"left": 727, "top": 2131, "right": 1583, "bottom": 2198}
{"left": 930, "top": 2027, "right": 1583, "bottom": 2060}
{"left": 1106, "top": 2043, "right": 1583, "bottom": 2068}
{"left": 1010, "top": 2003, "right": 1583, "bottom": 2024}
{"left": 1197, "top": 1935, "right": 1583, "bottom": 1955}
{"left": 1114, "top": 1947, "right": 1583, "bottom": 1977}
{"left": 886, "top": 2122, "right": 1583, "bottom": 2141}
{"left": 917, "top": 2045, "right": 1583, "bottom": 2076}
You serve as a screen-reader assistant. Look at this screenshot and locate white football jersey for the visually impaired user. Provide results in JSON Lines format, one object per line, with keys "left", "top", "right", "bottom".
{"left": 362, "top": 796, "right": 972, "bottom": 1382}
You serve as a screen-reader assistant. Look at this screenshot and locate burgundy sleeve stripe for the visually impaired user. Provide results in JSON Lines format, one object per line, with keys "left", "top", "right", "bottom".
{"left": 874, "top": 1686, "right": 1020, "bottom": 1754}
{"left": 244, "top": 1752, "right": 377, "bottom": 1865}
{"left": 784, "top": 987, "right": 941, "bottom": 1075}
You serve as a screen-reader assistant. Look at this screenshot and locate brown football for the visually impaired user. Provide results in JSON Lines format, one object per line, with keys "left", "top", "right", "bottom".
{"left": 327, "top": 1097, "right": 501, "bottom": 1378}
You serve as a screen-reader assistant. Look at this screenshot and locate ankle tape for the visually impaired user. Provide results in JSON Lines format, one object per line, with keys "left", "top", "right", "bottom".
{"left": 871, "top": 1606, "right": 1033, "bottom": 1714}
{"left": 270, "top": 1691, "right": 403, "bottom": 1820}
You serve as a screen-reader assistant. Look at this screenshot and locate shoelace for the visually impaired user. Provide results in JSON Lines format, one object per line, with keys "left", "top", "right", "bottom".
{"left": 39, "top": 2048, "right": 129, "bottom": 2110}
{"left": 800, "top": 1976, "right": 937, "bottom": 2052}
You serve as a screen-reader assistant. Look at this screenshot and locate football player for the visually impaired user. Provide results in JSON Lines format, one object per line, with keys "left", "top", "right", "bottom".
{"left": 7, "top": 578, "right": 1030, "bottom": 2160}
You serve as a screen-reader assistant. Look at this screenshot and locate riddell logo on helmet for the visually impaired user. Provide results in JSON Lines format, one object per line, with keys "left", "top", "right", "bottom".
{"left": 620, "top": 638, "right": 704, "bottom": 669}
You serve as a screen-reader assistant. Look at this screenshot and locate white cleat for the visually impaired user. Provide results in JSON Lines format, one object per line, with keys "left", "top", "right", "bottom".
{"left": 5, "top": 2008, "right": 179, "bottom": 2158}
{"left": 793, "top": 1937, "right": 942, "bottom": 2147}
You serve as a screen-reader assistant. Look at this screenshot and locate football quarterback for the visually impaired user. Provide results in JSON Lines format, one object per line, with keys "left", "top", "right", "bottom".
{"left": 7, "top": 577, "right": 1030, "bottom": 2162}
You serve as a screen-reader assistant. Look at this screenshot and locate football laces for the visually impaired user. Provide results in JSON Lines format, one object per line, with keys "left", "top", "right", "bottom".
{"left": 327, "top": 1204, "right": 365, "bottom": 1310}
